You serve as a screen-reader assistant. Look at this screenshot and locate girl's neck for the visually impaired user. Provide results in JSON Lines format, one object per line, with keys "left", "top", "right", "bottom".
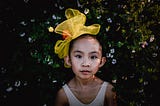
{"left": 73, "top": 75, "right": 97, "bottom": 87}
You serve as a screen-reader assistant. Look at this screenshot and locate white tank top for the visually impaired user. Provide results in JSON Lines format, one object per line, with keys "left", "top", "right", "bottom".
{"left": 63, "top": 82, "right": 108, "bottom": 106}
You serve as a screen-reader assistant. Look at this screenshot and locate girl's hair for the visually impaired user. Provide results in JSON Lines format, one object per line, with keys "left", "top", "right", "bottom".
{"left": 68, "top": 34, "right": 105, "bottom": 57}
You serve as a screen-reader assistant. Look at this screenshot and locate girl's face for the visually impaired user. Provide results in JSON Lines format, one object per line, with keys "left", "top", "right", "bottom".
{"left": 65, "top": 36, "right": 106, "bottom": 80}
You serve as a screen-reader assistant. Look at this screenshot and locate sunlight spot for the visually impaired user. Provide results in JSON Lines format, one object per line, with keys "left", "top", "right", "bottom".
{"left": 59, "top": 6, "right": 64, "bottom": 10}
{"left": 37, "top": 78, "right": 41, "bottom": 82}
{"left": 143, "top": 81, "right": 148, "bottom": 85}
{"left": 132, "top": 50, "right": 136, "bottom": 53}
{"left": 110, "top": 48, "right": 115, "bottom": 54}
{"left": 130, "top": 74, "right": 135, "bottom": 78}
{"left": 152, "top": 53, "right": 157, "bottom": 57}
{"left": 84, "top": 8, "right": 89, "bottom": 14}
{"left": 23, "top": 81, "right": 28, "bottom": 86}
{"left": 48, "top": 61, "right": 53, "bottom": 65}
{"left": 52, "top": 80, "right": 57, "bottom": 83}
{"left": 77, "top": 0, "right": 83, "bottom": 8}
{"left": 43, "top": 10, "right": 47, "bottom": 14}
{"left": 149, "top": 35, "right": 155, "bottom": 42}
{"left": 97, "top": 15, "right": 101, "bottom": 19}
{"left": 110, "top": 55, "right": 114, "bottom": 58}
{"left": 112, "top": 59, "right": 117, "bottom": 64}
{"left": 24, "top": 0, "right": 29, "bottom": 3}
{"left": 139, "top": 89, "right": 144, "bottom": 93}
{"left": 105, "top": 26, "right": 110, "bottom": 32}
{"left": 106, "top": 53, "right": 111, "bottom": 58}
{"left": 122, "top": 76, "right": 128, "bottom": 80}
{"left": 20, "top": 21, "right": 27, "bottom": 26}
{"left": 28, "top": 37, "right": 33, "bottom": 43}
{"left": 54, "top": 3, "right": 58, "bottom": 7}
{"left": 14, "top": 80, "right": 21, "bottom": 87}
{"left": 19, "top": 32, "right": 25, "bottom": 37}
{"left": 104, "top": 2, "right": 108, "bottom": 5}
{"left": 141, "top": 41, "right": 148, "bottom": 48}
{"left": 48, "top": 26, "right": 54, "bottom": 32}
{"left": 112, "top": 79, "right": 117, "bottom": 83}
{"left": 43, "top": 104, "right": 47, "bottom": 106}
{"left": 45, "top": 21, "right": 50, "bottom": 25}
{"left": 52, "top": 14, "right": 57, "bottom": 20}
{"left": 3, "top": 95, "right": 7, "bottom": 98}
{"left": 107, "top": 18, "right": 112, "bottom": 23}
{"left": 1, "top": 67, "right": 7, "bottom": 74}
{"left": 30, "top": 19, "right": 35, "bottom": 23}
{"left": 6, "top": 86, "right": 13, "bottom": 92}
{"left": 57, "top": 16, "right": 61, "bottom": 20}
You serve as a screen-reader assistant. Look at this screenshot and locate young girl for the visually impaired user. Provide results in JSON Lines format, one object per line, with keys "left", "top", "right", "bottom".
{"left": 53, "top": 8, "right": 117, "bottom": 106}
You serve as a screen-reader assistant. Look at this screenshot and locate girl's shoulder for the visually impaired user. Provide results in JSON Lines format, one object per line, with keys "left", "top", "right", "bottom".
{"left": 105, "top": 82, "right": 117, "bottom": 106}
{"left": 55, "top": 88, "right": 69, "bottom": 106}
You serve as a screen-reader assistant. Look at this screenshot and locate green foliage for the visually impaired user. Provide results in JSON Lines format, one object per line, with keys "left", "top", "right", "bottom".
{"left": 23, "top": 0, "right": 160, "bottom": 105}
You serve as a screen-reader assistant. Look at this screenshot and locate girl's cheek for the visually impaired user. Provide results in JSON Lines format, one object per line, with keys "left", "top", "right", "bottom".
{"left": 72, "top": 59, "right": 82, "bottom": 64}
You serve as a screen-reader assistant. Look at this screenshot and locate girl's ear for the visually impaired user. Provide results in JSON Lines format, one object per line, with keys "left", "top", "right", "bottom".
{"left": 64, "top": 55, "right": 72, "bottom": 67}
{"left": 99, "top": 57, "right": 106, "bottom": 68}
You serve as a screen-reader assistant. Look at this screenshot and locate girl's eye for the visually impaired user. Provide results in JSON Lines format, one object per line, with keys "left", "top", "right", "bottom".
{"left": 90, "top": 56, "right": 98, "bottom": 59}
{"left": 75, "top": 55, "right": 82, "bottom": 59}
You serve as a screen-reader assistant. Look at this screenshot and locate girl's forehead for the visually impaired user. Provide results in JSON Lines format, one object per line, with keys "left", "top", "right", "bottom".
{"left": 73, "top": 37, "right": 99, "bottom": 45}
{"left": 71, "top": 37, "right": 102, "bottom": 51}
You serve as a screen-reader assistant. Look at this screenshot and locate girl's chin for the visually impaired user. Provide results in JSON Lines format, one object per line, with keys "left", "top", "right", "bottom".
{"left": 79, "top": 74, "right": 94, "bottom": 79}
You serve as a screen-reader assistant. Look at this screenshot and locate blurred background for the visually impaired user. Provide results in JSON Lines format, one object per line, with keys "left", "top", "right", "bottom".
{"left": 0, "top": 0, "right": 160, "bottom": 106}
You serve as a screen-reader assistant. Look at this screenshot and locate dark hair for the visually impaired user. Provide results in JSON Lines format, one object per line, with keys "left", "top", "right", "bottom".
{"left": 68, "top": 34, "right": 105, "bottom": 57}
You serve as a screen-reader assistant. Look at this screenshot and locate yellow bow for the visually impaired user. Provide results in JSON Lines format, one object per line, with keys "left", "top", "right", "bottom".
{"left": 54, "top": 8, "right": 101, "bottom": 68}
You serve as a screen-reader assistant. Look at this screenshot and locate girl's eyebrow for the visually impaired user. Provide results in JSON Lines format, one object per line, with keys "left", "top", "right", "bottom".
{"left": 90, "top": 51, "right": 99, "bottom": 54}
{"left": 89, "top": 51, "right": 100, "bottom": 55}
{"left": 73, "top": 50, "right": 83, "bottom": 53}
{"left": 74, "top": 50, "right": 100, "bottom": 54}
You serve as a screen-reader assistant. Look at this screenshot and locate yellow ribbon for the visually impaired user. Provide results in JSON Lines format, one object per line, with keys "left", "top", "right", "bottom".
{"left": 54, "top": 8, "right": 101, "bottom": 68}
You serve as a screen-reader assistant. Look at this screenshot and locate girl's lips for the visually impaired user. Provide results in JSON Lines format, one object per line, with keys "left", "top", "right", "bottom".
{"left": 80, "top": 70, "right": 91, "bottom": 75}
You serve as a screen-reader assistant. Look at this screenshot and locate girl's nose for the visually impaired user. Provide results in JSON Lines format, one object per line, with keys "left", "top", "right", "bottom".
{"left": 81, "top": 58, "right": 90, "bottom": 67}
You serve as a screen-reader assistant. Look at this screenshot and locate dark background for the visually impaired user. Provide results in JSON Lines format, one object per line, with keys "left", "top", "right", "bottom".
{"left": 0, "top": 0, "right": 160, "bottom": 106}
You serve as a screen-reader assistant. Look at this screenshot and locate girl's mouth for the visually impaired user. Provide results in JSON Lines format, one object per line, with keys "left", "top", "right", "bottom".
{"left": 80, "top": 70, "right": 91, "bottom": 75}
